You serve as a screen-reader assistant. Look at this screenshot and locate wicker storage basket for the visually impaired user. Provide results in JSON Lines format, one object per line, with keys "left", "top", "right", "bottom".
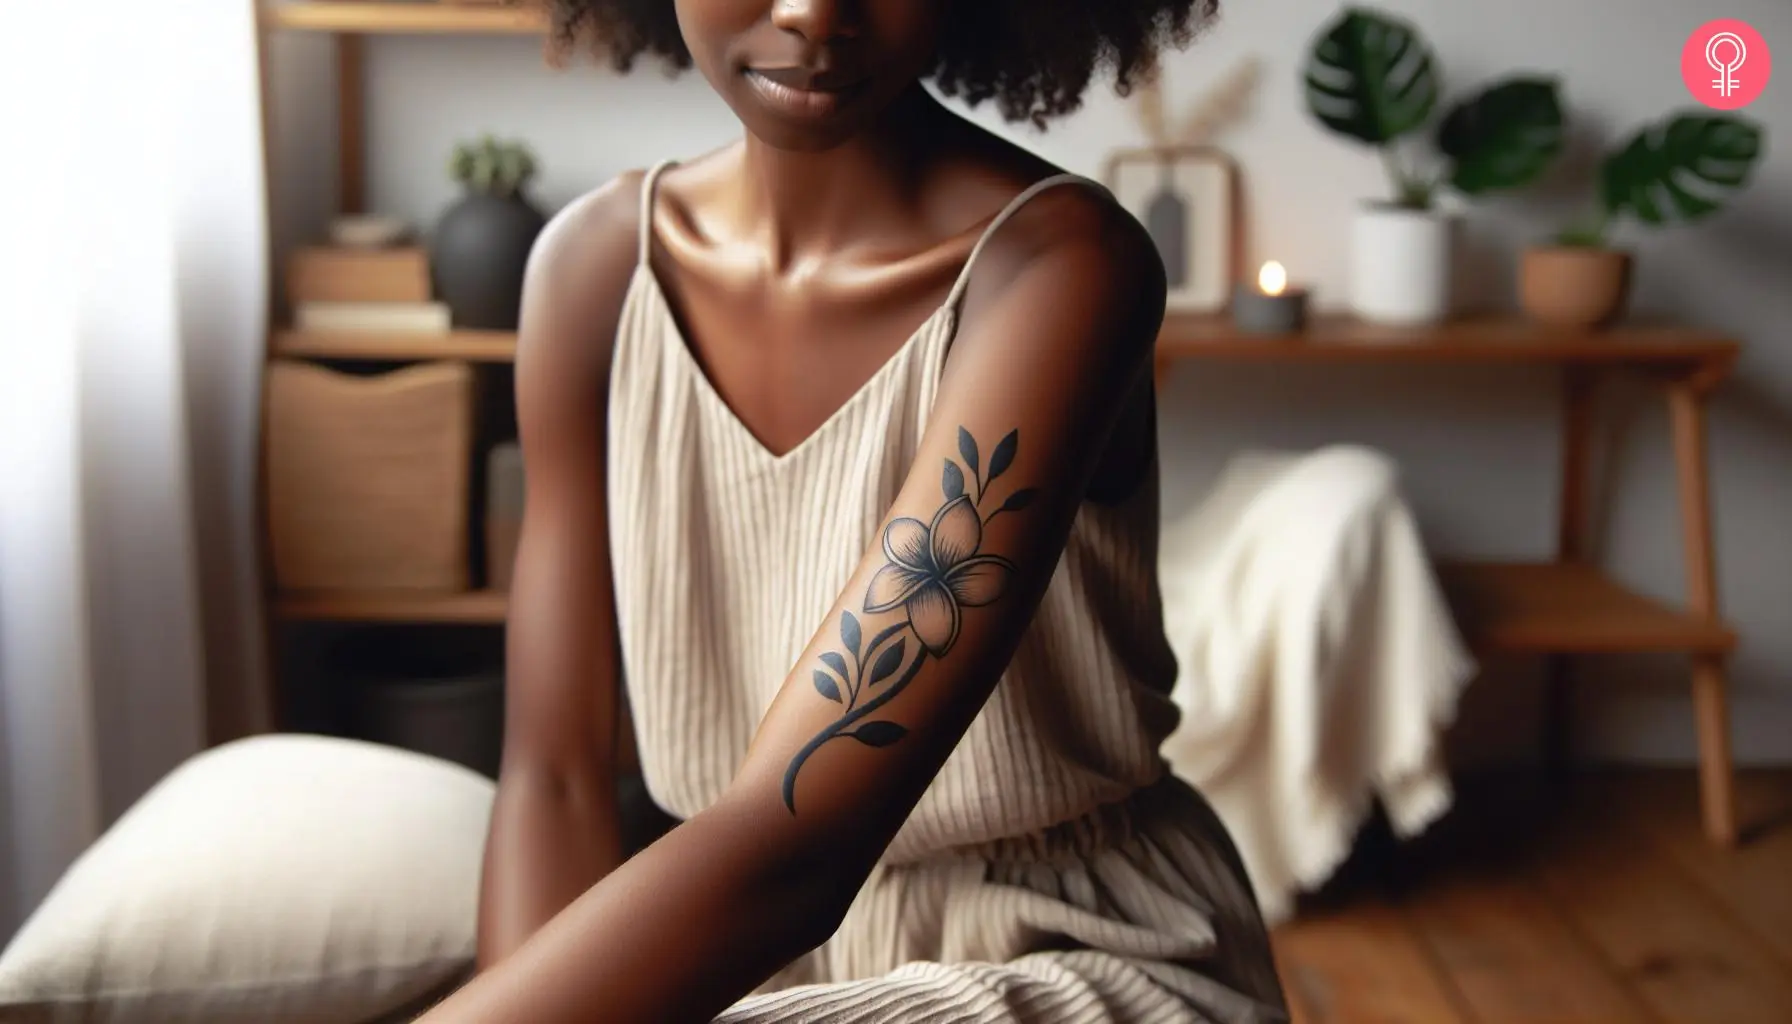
{"left": 266, "top": 360, "right": 475, "bottom": 591}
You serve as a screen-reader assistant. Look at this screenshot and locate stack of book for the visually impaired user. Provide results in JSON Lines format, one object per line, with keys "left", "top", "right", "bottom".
{"left": 287, "top": 246, "right": 450, "bottom": 334}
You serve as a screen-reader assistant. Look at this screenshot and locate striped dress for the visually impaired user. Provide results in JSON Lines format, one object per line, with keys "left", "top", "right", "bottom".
{"left": 607, "top": 160, "right": 1289, "bottom": 1023}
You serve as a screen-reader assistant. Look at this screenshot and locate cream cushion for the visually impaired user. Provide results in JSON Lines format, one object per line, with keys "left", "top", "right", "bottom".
{"left": 0, "top": 733, "right": 495, "bottom": 1022}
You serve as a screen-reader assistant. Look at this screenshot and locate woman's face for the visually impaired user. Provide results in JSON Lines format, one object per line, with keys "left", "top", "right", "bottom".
{"left": 674, "top": 0, "right": 944, "bottom": 152}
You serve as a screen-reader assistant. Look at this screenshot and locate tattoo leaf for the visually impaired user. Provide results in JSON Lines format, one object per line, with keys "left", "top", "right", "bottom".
{"left": 958, "top": 427, "right": 980, "bottom": 479}
{"left": 867, "top": 638, "right": 907, "bottom": 686}
{"left": 867, "top": 621, "right": 906, "bottom": 655}
{"left": 820, "top": 651, "right": 850, "bottom": 683}
{"left": 942, "top": 459, "right": 965, "bottom": 500}
{"left": 840, "top": 611, "right": 861, "bottom": 657}
{"left": 1000, "top": 488, "right": 1039, "bottom": 513}
{"left": 988, "top": 429, "right": 1019, "bottom": 482}
{"left": 849, "top": 720, "right": 909, "bottom": 747}
{"left": 812, "top": 670, "right": 843, "bottom": 703}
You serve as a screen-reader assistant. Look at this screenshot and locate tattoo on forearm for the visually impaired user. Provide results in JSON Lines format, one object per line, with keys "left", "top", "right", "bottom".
{"left": 781, "top": 427, "right": 1039, "bottom": 813}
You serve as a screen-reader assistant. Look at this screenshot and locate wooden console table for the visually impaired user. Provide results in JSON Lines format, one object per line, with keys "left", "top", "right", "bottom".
{"left": 1155, "top": 315, "right": 1742, "bottom": 847}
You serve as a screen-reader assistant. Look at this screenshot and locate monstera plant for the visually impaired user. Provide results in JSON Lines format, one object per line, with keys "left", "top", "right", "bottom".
{"left": 1522, "top": 110, "right": 1765, "bottom": 327}
{"left": 1302, "top": 5, "right": 1564, "bottom": 326}
{"left": 1559, "top": 112, "right": 1763, "bottom": 247}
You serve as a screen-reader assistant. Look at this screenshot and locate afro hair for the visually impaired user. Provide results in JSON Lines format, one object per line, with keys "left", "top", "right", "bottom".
{"left": 535, "top": 0, "right": 1219, "bottom": 127}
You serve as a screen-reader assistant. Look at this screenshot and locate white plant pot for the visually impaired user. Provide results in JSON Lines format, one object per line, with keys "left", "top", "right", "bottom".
{"left": 1349, "top": 203, "right": 1457, "bottom": 326}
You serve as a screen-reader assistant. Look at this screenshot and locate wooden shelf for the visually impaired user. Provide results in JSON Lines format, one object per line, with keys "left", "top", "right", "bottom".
{"left": 272, "top": 328, "right": 517, "bottom": 362}
{"left": 266, "top": 2, "right": 548, "bottom": 35}
{"left": 1157, "top": 315, "right": 1739, "bottom": 369}
{"left": 1438, "top": 562, "right": 1735, "bottom": 655}
{"left": 275, "top": 589, "right": 508, "bottom": 624}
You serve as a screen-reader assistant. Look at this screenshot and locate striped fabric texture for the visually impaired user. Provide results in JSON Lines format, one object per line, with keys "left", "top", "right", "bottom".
{"left": 606, "top": 161, "right": 1289, "bottom": 1022}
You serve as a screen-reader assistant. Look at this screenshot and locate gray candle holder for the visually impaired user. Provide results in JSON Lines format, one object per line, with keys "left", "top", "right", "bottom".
{"left": 1231, "top": 282, "right": 1309, "bottom": 335}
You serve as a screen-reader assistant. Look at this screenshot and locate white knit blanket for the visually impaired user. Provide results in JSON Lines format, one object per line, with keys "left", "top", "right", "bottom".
{"left": 1156, "top": 446, "right": 1476, "bottom": 924}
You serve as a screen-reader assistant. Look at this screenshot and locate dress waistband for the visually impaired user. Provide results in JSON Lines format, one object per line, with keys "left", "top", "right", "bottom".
{"left": 933, "top": 770, "right": 1204, "bottom": 867}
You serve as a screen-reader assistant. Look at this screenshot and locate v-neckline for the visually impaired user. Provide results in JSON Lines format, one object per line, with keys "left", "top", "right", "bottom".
{"left": 630, "top": 262, "right": 954, "bottom": 467}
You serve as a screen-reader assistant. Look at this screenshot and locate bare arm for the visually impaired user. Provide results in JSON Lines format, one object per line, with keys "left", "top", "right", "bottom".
{"left": 429, "top": 186, "right": 1166, "bottom": 1020}
{"left": 474, "top": 178, "right": 643, "bottom": 969}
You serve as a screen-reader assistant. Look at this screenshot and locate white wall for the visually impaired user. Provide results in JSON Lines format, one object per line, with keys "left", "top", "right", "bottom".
{"left": 269, "top": 0, "right": 1791, "bottom": 766}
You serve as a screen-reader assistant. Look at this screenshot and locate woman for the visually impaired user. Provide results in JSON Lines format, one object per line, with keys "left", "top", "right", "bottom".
{"left": 420, "top": 0, "right": 1288, "bottom": 1020}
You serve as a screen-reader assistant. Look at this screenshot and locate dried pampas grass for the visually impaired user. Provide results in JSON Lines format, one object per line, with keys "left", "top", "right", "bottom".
{"left": 1131, "top": 56, "right": 1262, "bottom": 148}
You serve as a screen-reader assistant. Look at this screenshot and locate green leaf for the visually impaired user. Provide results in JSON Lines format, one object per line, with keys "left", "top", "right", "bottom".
{"left": 820, "top": 651, "right": 850, "bottom": 682}
{"left": 840, "top": 611, "right": 861, "bottom": 656}
{"left": 812, "top": 671, "right": 842, "bottom": 703}
{"left": 1302, "top": 7, "right": 1439, "bottom": 146}
{"left": 1554, "top": 225, "right": 1607, "bottom": 248}
{"left": 987, "top": 430, "right": 1019, "bottom": 482}
{"left": 1600, "top": 112, "right": 1764, "bottom": 228}
{"left": 943, "top": 460, "right": 965, "bottom": 500}
{"left": 957, "top": 428, "right": 979, "bottom": 480}
{"left": 848, "top": 721, "right": 909, "bottom": 747}
{"left": 868, "top": 638, "right": 907, "bottom": 686}
{"left": 1437, "top": 77, "right": 1565, "bottom": 195}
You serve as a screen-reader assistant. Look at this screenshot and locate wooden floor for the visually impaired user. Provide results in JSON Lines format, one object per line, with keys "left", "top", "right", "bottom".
{"left": 1269, "top": 769, "right": 1792, "bottom": 1023}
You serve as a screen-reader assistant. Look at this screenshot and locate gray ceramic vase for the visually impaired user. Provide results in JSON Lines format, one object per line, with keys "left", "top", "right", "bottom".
{"left": 430, "top": 191, "right": 546, "bottom": 331}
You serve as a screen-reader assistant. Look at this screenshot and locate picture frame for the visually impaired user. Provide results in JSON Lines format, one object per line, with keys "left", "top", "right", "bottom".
{"left": 1103, "top": 146, "right": 1240, "bottom": 315}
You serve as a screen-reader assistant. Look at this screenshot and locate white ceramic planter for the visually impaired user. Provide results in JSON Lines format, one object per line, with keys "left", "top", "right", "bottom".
{"left": 1349, "top": 203, "right": 1457, "bottom": 326}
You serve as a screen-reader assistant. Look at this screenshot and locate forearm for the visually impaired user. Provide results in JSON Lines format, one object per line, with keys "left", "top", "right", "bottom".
{"left": 434, "top": 787, "right": 850, "bottom": 1023}
{"left": 475, "top": 766, "right": 626, "bottom": 970}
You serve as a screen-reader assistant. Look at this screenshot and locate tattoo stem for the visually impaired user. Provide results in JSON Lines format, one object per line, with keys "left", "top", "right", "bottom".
{"left": 850, "top": 621, "right": 908, "bottom": 709}
{"left": 781, "top": 650, "right": 929, "bottom": 813}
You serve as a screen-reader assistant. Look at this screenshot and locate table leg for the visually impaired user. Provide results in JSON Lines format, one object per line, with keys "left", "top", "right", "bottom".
{"left": 1545, "top": 369, "right": 1596, "bottom": 778}
{"left": 1690, "top": 655, "right": 1736, "bottom": 846}
{"left": 1668, "top": 374, "right": 1737, "bottom": 847}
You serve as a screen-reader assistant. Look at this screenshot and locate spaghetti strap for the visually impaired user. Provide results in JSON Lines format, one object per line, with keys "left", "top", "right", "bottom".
{"left": 942, "top": 173, "right": 1099, "bottom": 311}
{"left": 637, "top": 159, "right": 680, "bottom": 266}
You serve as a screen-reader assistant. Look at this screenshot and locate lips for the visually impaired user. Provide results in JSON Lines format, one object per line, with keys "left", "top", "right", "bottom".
{"left": 747, "top": 65, "right": 865, "bottom": 92}
{"left": 743, "top": 65, "right": 868, "bottom": 119}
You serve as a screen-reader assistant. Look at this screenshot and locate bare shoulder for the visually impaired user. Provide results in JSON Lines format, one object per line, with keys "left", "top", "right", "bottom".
{"left": 514, "top": 169, "right": 653, "bottom": 378}
{"left": 955, "top": 178, "right": 1167, "bottom": 362}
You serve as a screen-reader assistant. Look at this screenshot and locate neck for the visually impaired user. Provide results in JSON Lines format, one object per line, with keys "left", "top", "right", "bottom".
{"left": 734, "top": 84, "right": 952, "bottom": 271}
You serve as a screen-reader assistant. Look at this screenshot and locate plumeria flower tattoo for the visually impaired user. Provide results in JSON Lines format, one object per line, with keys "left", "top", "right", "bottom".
{"left": 864, "top": 496, "right": 1013, "bottom": 657}
{"left": 781, "top": 427, "right": 1038, "bottom": 813}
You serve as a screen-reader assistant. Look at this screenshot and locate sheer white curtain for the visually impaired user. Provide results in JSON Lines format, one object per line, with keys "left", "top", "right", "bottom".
{"left": 0, "top": 1, "right": 270, "bottom": 937}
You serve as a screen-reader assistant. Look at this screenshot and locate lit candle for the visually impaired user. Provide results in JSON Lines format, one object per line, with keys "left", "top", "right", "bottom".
{"left": 1232, "top": 260, "right": 1310, "bottom": 335}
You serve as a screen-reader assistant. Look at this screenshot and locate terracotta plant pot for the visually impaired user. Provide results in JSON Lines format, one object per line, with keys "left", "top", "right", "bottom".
{"left": 1519, "top": 246, "right": 1632, "bottom": 328}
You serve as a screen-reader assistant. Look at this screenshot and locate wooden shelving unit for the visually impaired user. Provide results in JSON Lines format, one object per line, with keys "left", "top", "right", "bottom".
{"left": 272, "top": 328, "right": 517, "bottom": 362}
{"left": 275, "top": 589, "right": 509, "bottom": 624}
{"left": 1159, "top": 315, "right": 1743, "bottom": 848}
{"left": 268, "top": 2, "right": 547, "bottom": 35}
{"left": 1437, "top": 562, "right": 1735, "bottom": 655}
{"left": 255, "top": 3, "right": 536, "bottom": 743}
{"left": 1156, "top": 314, "right": 1739, "bottom": 367}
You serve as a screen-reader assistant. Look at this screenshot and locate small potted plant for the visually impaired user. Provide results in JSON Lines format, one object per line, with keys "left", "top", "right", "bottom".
{"left": 430, "top": 135, "right": 547, "bottom": 331}
{"left": 1521, "top": 111, "right": 1765, "bottom": 328}
{"left": 1303, "top": 5, "right": 1564, "bottom": 325}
